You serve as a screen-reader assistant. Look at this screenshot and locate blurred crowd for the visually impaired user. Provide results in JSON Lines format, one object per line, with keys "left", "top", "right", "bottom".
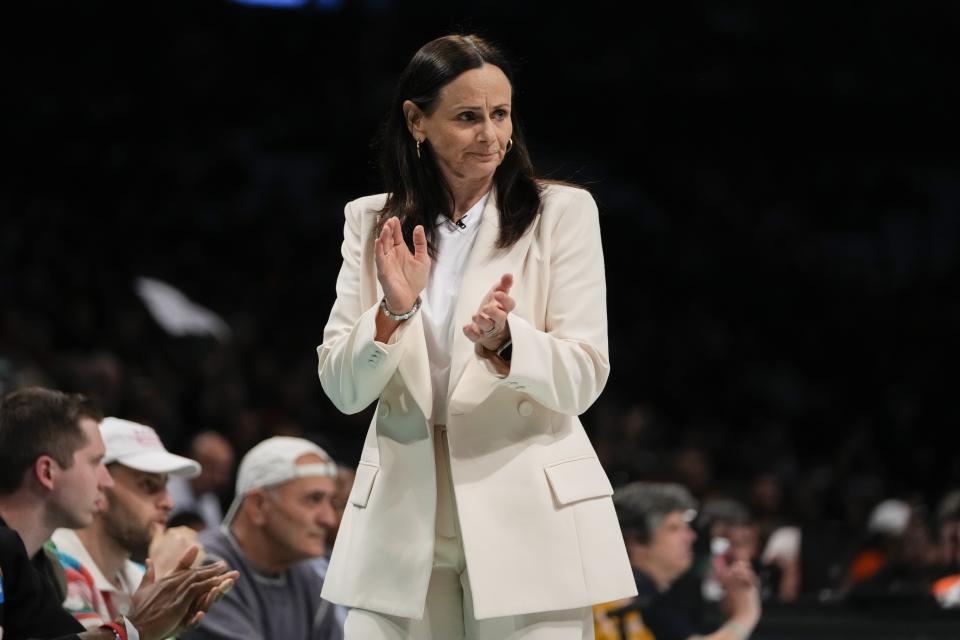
{"left": 2, "top": 307, "right": 958, "bottom": 633}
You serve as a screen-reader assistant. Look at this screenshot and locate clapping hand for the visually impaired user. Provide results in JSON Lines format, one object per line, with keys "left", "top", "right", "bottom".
{"left": 375, "top": 216, "right": 430, "bottom": 313}
{"left": 463, "top": 273, "right": 515, "bottom": 351}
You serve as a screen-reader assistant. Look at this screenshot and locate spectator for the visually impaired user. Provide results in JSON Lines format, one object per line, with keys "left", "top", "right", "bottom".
{"left": 181, "top": 436, "right": 342, "bottom": 640}
{"left": 934, "top": 490, "right": 960, "bottom": 572}
{"left": 0, "top": 386, "right": 236, "bottom": 640}
{"left": 598, "top": 482, "right": 761, "bottom": 640}
{"left": 845, "top": 498, "right": 939, "bottom": 604}
{"left": 932, "top": 490, "right": 960, "bottom": 608}
{"left": 759, "top": 525, "right": 801, "bottom": 602}
{"left": 52, "top": 417, "right": 205, "bottom": 629}
{"left": 844, "top": 499, "right": 912, "bottom": 587}
{"left": 168, "top": 431, "right": 235, "bottom": 530}
{"left": 747, "top": 471, "right": 787, "bottom": 545}
{"left": 698, "top": 498, "right": 783, "bottom": 603}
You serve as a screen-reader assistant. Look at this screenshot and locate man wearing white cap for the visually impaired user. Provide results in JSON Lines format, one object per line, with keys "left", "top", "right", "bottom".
{"left": 52, "top": 417, "right": 204, "bottom": 629}
{"left": 181, "top": 436, "right": 343, "bottom": 640}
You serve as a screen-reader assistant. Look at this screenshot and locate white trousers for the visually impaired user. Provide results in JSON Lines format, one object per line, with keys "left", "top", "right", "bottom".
{"left": 344, "top": 425, "right": 595, "bottom": 640}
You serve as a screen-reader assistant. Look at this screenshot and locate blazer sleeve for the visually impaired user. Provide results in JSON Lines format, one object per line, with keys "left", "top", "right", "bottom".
{"left": 500, "top": 188, "right": 611, "bottom": 415}
{"left": 317, "top": 199, "right": 418, "bottom": 415}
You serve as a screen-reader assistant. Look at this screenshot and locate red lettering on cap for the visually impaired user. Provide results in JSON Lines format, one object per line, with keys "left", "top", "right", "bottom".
{"left": 134, "top": 428, "right": 162, "bottom": 447}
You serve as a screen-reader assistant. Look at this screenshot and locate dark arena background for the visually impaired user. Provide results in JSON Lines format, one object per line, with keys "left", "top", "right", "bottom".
{"left": 3, "top": 1, "right": 959, "bottom": 637}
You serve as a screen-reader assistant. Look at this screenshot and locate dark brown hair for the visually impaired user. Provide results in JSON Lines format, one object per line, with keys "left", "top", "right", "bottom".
{"left": 0, "top": 387, "right": 102, "bottom": 494}
{"left": 377, "top": 34, "right": 541, "bottom": 256}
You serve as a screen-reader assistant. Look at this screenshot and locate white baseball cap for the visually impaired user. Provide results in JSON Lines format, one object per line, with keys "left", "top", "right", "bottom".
{"left": 100, "top": 417, "right": 201, "bottom": 478}
{"left": 223, "top": 436, "right": 336, "bottom": 525}
{"left": 867, "top": 499, "right": 911, "bottom": 536}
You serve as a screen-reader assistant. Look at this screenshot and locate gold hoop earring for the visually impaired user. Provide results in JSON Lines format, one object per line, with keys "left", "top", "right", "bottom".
{"left": 505, "top": 138, "right": 513, "bottom": 154}
{"left": 416, "top": 138, "right": 422, "bottom": 159}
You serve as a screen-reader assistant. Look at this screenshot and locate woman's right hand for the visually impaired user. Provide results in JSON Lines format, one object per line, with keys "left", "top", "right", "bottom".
{"left": 375, "top": 216, "right": 430, "bottom": 312}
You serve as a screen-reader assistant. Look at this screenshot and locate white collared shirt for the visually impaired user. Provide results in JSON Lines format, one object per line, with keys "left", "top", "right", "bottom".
{"left": 421, "top": 192, "right": 490, "bottom": 424}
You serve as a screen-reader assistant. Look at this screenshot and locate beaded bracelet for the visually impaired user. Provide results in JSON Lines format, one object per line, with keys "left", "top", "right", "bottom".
{"left": 380, "top": 296, "right": 421, "bottom": 321}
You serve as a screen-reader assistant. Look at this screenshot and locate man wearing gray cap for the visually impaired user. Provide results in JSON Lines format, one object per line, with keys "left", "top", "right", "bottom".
{"left": 181, "top": 436, "right": 343, "bottom": 640}
{"left": 53, "top": 417, "right": 206, "bottom": 629}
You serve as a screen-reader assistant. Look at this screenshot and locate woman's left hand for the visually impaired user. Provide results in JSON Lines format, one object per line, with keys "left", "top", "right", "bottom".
{"left": 463, "top": 273, "right": 515, "bottom": 351}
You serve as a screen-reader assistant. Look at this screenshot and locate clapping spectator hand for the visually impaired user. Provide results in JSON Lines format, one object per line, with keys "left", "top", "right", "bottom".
{"left": 126, "top": 545, "right": 238, "bottom": 640}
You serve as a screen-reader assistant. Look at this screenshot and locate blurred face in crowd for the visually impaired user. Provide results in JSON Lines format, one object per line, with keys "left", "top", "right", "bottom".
{"left": 940, "top": 520, "right": 960, "bottom": 566}
{"left": 750, "top": 473, "right": 782, "bottom": 516}
{"left": 102, "top": 464, "right": 174, "bottom": 558}
{"left": 191, "top": 432, "right": 234, "bottom": 494}
{"left": 260, "top": 454, "right": 337, "bottom": 565}
{"left": 406, "top": 64, "right": 513, "bottom": 187}
{"left": 673, "top": 447, "right": 712, "bottom": 497}
{"left": 712, "top": 522, "right": 760, "bottom": 564}
{"left": 646, "top": 511, "right": 697, "bottom": 583}
{"left": 48, "top": 417, "right": 114, "bottom": 529}
{"left": 897, "top": 507, "right": 937, "bottom": 566}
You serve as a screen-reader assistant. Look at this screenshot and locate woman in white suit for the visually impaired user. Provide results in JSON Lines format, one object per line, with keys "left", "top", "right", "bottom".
{"left": 318, "top": 35, "right": 636, "bottom": 639}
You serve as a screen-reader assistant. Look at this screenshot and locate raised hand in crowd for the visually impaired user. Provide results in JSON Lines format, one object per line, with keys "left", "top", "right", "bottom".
{"left": 709, "top": 554, "right": 762, "bottom": 640}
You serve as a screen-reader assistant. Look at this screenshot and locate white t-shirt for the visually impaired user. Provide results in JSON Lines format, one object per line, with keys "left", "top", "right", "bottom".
{"left": 420, "top": 192, "right": 490, "bottom": 424}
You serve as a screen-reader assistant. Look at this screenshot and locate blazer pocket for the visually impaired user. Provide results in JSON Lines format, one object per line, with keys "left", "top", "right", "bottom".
{"left": 349, "top": 461, "right": 379, "bottom": 508}
{"left": 544, "top": 456, "right": 614, "bottom": 506}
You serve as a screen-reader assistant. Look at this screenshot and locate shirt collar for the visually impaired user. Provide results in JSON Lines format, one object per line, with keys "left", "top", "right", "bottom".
{"left": 435, "top": 191, "right": 490, "bottom": 233}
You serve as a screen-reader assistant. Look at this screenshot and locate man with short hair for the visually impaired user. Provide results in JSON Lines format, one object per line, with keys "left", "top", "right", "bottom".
{"left": 181, "top": 436, "right": 342, "bottom": 640}
{"left": 0, "top": 387, "right": 237, "bottom": 640}
{"left": 52, "top": 417, "right": 205, "bottom": 629}
{"left": 597, "top": 482, "right": 761, "bottom": 640}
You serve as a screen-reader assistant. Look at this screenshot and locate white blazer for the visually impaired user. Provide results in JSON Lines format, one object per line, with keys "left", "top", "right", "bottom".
{"left": 317, "top": 183, "right": 636, "bottom": 620}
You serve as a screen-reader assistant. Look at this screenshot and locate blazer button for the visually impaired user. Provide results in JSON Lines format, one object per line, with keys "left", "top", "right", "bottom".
{"left": 379, "top": 402, "right": 391, "bottom": 419}
{"left": 517, "top": 400, "right": 534, "bottom": 417}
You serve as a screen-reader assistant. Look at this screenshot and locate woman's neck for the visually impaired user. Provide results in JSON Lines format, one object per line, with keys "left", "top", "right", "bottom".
{"left": 446, "top": 175, "right": 494, "bottom": 222}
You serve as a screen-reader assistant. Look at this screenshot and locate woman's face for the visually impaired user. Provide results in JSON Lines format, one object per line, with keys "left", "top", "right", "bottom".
{"left": 408, "top": 63, "right": 513, "bottom": 186}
